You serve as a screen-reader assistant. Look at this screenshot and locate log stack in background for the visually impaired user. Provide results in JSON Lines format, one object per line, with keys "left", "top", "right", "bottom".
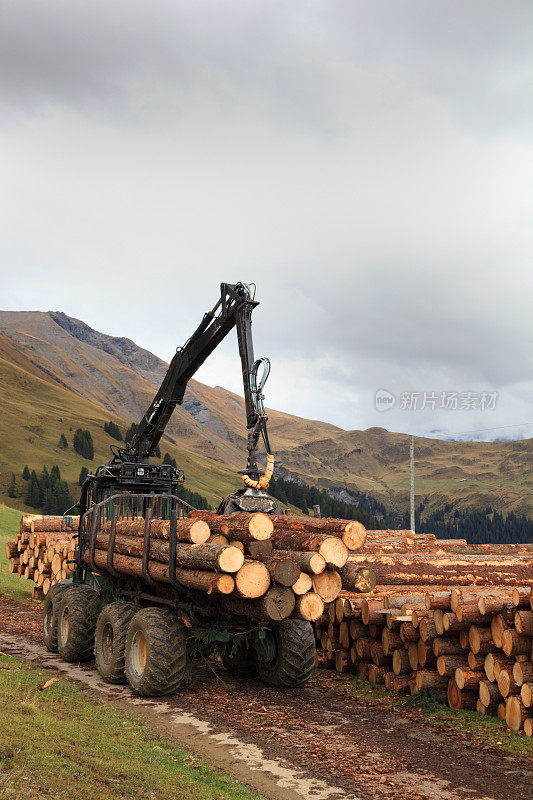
{"left": 5, "top": 514, "right": 78, "bottom": 599}
{"left": 314, "top": 529, "right": 533, "bottom": 739}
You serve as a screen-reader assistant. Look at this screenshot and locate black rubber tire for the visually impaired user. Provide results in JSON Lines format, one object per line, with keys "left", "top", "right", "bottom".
{"left": 221, "top": 640, "right": 257, "bottom": 677}
{"left": 57, "top": 586, "right": 99, "bottom": 662}
{"left": 94, "top": 602, "right": 138, "bottom": 684}
{"left": 125, "top": 608, "right": 186, "bottom": 697}
{"left": 254, "top": 620, "right": 316, "bottom": 688}
{"left": 42, "top": 581, "right": 71, "bottom": 652}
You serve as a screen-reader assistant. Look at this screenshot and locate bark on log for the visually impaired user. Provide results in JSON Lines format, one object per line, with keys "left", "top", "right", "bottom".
{"left": 416, "top": 671, "right": 449, "bottom": 691}
{"left": 497, "top": 669, "right": 518, "bottom": 698}
{"left": 447, "top": 679, "right": 478, "bottom": 710}
{"left": 109, "top": 517, "right": 211, "bottom": 544}
{"left": 418, "top": 619, "right": 438, "bottom": 642}
{"left": 221, "top": 587, "right": 295, "bottom": 621}
{"left": 340, "top": 564, "right": 377, "bottom": 593}
{"left": 419, "top": 643, "right": 437, "bottom": 670}
{"left": 400, "top": 622, "right": 419, "bottom": 642}
{"left": 370, "top": 641, "right": 389, "bottom": 667}
{"left": 272, "top": 529, "right": 348, "bottom": 568}
{"left": 250, "top": 554, "right": 300, "bottom": 587}
{"left": 382, "top": 628, "right": 403, "bottom": 656}
{"left": 502, "top": 629, "right": 531, "bottom": 657}
{"left": 4, "top": 541, "right": 18, "bottom": 560}
{"left": 392, "top": 649, "right": 411, "bottom": 675}
{"left": 468, "top": 626, "right": 494, "bottom": 655}
{"left": 467, "top": 652, "right": 486, "bottom": 671}
{"left": 491, "top": 614, "right": 512, "bottom": 648}
{"left": 513, "top": 660, "right": 533, "bottom": 687}
{"left": 437, "top": 655, "right": 468, "bottom": 677}
{"left": 87, "top": 549, "right": 234, "bottom": 593}
{"left": 343, "top": 553, "right": 533, "bottom": 586}
{"left": 27, "top": 516, "right": 79, "bottom": 533}
{"left": 271, "top": 515, "right": 367, "bottom": 550}
{"left": 479, "top": 680, "right": 501, "bottom": 710}
{"left": 514, "top": 610, "right": 533, "bottom": 636}
{"left": 433, "top": 637, "right": 464, "bottom": 657}
{"left": 273, "top": 549, "right": 326, "bottom": 575}
{"left": 246, "top": 540, "right": 273, "bottom": 557}
{"left": 188, "top": 511, "right": 273, "bottom": 541}
{"left": 94, "top": 533, "right": 244, "bottom": 573}
{"left": 455, "top": 668, "right": 484, "bottom": 690}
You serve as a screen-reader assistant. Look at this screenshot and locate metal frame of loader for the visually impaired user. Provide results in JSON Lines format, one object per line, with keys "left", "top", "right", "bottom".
{"left": 74, "top": 490, "right": 282, "bottom": 661}
{"left": 78, "top": 491, "right": 241, "bottom": 624}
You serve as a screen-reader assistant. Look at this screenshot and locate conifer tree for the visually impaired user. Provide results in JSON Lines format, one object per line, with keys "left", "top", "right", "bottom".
{"left": 22, "top": 465, "right": 30, "bottom": 481}
{"left": 79, "top": 466, "right": 89, "bottom": 486}
{"left": 7, "top": 473, "right": 18, "bottom": 498}
{"left": 58, "top": 433, "right": 68, "bottom": 449}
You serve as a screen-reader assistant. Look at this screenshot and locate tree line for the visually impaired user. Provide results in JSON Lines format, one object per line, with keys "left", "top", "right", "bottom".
{"left": 267, "top": 475, "right": 383, "bottom": 529}
{"left": 21, "top": 465, "right": 74, "bottom": 515}
{"left": 413, "top": 506, "right": 533, "bottom": 545}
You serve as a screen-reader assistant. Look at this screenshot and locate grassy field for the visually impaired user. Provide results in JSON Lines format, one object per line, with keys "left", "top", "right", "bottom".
{"left": 0, "top": 504, "right": 31, "bottom": 601}
{"left": 316, "top": 671, "right": 533, "bottom": 758}
{"left": 0, "top": 345, "right": 243, "bottom": 511}
{"left": 0, "top": 653, "right": 264, "bottom": 800}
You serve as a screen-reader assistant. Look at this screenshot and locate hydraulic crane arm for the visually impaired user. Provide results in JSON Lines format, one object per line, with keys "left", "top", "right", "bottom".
{"left": 127, "top": 282, "right": 273, "bottom": 486}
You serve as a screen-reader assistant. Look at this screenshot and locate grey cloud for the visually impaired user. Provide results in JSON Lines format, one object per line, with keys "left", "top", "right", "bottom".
{"left": 0, "top": 1, "right": 531, "bottom": 441}
{"left": 2, "top": 1, "right": 532, "bottom": 138}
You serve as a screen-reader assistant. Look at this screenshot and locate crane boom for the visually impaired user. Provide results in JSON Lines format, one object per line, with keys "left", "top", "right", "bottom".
{"left": 124, "top": 282, "right": 271, "bottom": 485}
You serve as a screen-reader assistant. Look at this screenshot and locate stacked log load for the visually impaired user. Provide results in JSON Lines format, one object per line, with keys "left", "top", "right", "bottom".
{"left": 315, "top": 530, "right": 533, "bottom": 738}
{"left": 5, "top": 511, "right": 371, "bottom": 623}
{"left": 5, "top": 511, "right": 533, "bottom": 737}
{"left": 5, "top": 514, "right": 78, "bottom": 599}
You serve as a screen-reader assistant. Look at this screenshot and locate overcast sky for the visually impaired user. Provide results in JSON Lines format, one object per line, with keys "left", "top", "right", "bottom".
{"left": 1, "top": 1, "right": 532, "bottom": 441}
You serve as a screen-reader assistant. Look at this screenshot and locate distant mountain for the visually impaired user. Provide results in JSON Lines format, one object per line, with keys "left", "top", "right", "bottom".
{"left": 0, "top": 310, "right": 531, "bottom": 518}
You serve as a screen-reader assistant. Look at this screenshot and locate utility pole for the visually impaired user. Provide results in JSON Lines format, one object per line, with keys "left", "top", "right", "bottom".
{"left": 409, "top": 434, "right": 415, "bottom": 533}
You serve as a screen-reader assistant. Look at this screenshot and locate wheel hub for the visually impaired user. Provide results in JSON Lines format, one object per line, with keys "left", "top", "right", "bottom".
{"left": 60, "top": 608, "right": 69, "bottom": 644}
{"left": 102, "top": 623, "right": 114, "bottom": 664}
{"left": 130, "top": 630, "right": 147, "bottom": 678}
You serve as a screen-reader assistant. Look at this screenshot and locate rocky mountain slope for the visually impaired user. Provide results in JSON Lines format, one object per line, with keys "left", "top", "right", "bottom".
{"left": 0, "top": 310, "right": 531, "bottom": 517}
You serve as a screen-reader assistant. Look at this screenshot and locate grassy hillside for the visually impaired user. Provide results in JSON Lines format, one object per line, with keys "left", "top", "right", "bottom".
{"left": 0, "top": 348, "right": 241, "bottom": 512}
{"left": 0, "top": 311, "right": 531, "bottom": 520}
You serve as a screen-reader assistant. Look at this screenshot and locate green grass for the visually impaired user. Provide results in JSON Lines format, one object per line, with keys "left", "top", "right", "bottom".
{"left": 316, "top": 671, "right": 533, "bottom": 759}
{"left": 0, "top": 653, "right": 265, "bottom": 800}
{"left": 0, "top": 504, "right": 31, "bottom": 601}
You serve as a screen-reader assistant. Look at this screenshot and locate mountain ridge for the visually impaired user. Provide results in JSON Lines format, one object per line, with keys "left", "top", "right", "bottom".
{"left": 0, "top": 309, "right": 531, "bottom": 518}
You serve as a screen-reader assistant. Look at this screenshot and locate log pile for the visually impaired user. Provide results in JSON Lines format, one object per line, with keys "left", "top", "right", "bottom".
{"left": 6, "top": 510, "right": 533, "bottom": 739}
{"left": 185, "top": 511, "right": 371, "bottom": 620}
{"left": 5, "top": 515, "right": 78, "bottom": 599}
{"left": 313, "top": 531, "right": 533, "bottom": 738}
{"left": 5, "top": 510, "right": 369, "bottom": 623}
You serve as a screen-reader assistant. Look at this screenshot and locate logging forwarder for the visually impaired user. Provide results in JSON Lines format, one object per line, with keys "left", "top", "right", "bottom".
{"left": 42, "top": 282, "right": 316, "bottom": 696}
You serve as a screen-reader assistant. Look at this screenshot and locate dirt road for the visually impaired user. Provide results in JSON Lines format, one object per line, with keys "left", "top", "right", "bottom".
{"left": 1, "top": 596, "right": 531, "bottom": 800}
